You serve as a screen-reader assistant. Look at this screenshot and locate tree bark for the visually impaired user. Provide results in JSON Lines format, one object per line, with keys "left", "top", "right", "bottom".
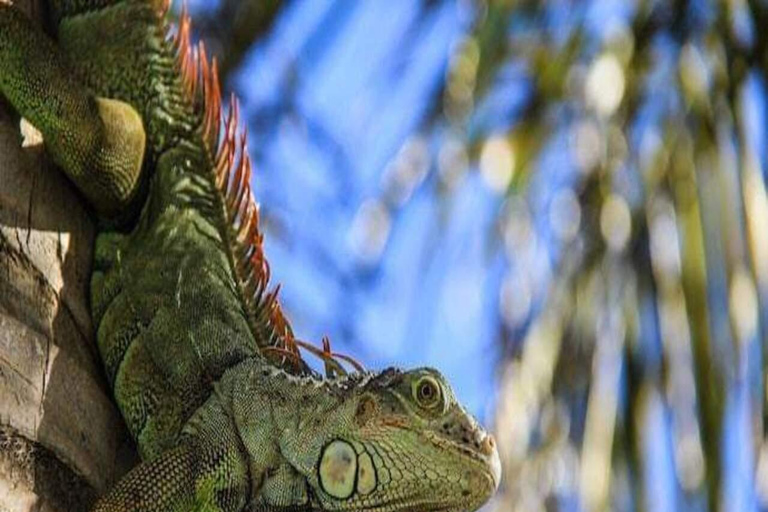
{"left": 0, "top": 2, "right": 135, "bottom": 510}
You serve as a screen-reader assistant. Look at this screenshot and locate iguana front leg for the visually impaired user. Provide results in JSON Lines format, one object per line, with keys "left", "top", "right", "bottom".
{"left": 92, "top": 392, "right": 252, "bottom": 512}
{"left": 0, "top": 3, "right": 145, "bottom": 218}
{"left": 92, "top": 441, "right": 249, "bottom": 512}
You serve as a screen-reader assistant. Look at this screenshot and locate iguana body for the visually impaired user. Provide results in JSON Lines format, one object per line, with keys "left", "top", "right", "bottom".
{"left": 0, "top": 2, "right": 501, "bottom": 511}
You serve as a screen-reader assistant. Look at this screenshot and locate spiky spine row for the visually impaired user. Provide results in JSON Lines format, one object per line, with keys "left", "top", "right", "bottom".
{"left": 168, "top": 5, "right": 363, "bottom": 376}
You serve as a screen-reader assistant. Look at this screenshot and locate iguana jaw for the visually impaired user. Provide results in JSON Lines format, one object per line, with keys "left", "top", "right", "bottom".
{"left": 378, "top": 424, "right": 499, "bottom": 512}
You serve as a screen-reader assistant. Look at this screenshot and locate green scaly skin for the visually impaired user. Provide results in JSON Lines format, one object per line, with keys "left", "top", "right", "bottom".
{"left": 0, "top": 2, "right": 502, "bottom": 511}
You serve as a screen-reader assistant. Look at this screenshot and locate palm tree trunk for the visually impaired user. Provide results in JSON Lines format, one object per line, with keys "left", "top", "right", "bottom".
{"left": 0, "top": 1, "right": 134, "bottom": 510}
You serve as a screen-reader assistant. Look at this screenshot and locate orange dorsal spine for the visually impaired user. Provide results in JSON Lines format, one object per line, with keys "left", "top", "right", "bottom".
{"left": 168, "top": 4, "right": 363, "bottom": 376}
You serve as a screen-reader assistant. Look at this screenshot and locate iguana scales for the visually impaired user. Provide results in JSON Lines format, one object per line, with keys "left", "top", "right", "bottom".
{"left": 0, "top": 1, "right": 502, "bottom": 510}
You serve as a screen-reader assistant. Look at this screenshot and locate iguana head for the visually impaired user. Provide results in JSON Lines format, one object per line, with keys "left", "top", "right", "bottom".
{"left": 284, "top": 367, "right": 501, "bottom": 512}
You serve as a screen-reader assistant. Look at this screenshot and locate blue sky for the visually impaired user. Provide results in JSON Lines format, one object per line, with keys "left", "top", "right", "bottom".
{"left": 214, "top": 0, "right": 503, "bottom": 419}
{"left": 187, "top": 1, "right": 766, "bottom": 510}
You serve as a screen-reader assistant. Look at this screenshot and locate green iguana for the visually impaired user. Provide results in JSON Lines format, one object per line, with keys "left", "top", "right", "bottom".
{"left": 0, "top": 1, "right": 502, "bottom": 510}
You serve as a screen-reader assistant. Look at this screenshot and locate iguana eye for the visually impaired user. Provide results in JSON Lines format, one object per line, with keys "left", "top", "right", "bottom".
{"left": 412, "top": 376, "right": 442, "bottom": 410}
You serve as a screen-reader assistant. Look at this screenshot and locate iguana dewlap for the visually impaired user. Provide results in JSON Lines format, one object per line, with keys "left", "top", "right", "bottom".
{"left": 0, "top": 1, "right": 502, "bottom": 511}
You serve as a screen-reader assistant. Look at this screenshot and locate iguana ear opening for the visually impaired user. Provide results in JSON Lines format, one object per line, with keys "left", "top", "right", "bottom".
{"left": 355, "top": 394, "right": 378, "bottom": 426}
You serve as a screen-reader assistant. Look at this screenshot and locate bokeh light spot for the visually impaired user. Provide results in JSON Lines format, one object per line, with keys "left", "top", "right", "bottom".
{"left": 500, "top": 271, "right": 532, "bottom": 329}
{"left": 348, "top": 199, "right": 391, "bottom": 265}
{"left": 729, "top": 266, "right": 758, "bottom": 345}
{"left": 600, "top": 195, "right": 632, "bottom": 252}
{"left": 480, "top": 136, "right": 515, "bottom": 194}
{"left": 549, "top": 189, "right": 581, "bottom": 242}
{"left": 586, "top": 54, "right": 625, "bottom": 116}
{"left": 570, "top": 120, "right": 604, "bottom": 172}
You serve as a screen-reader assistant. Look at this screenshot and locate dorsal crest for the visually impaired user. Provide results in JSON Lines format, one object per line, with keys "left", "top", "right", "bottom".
{"left": 167, "top": 5, "right": 363, "bottom": 377}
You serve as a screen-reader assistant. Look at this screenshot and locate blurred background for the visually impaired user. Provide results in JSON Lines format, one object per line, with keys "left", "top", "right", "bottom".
{"left": 186, "top": 0, "right": 768, "bottom": 510}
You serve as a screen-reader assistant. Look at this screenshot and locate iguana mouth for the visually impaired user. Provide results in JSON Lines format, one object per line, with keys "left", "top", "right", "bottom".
{"left": 421, "top": 430, "right": 501, "bottom": 487}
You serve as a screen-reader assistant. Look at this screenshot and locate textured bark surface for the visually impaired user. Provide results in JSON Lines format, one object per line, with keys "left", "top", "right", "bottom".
{"left": 0, "top": 1, "right": 135, "bottom": 510}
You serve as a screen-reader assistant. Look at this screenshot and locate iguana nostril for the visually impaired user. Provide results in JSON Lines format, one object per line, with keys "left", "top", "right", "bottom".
{"left": 480, "top": 434, "right": 496, "bottom": 456}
